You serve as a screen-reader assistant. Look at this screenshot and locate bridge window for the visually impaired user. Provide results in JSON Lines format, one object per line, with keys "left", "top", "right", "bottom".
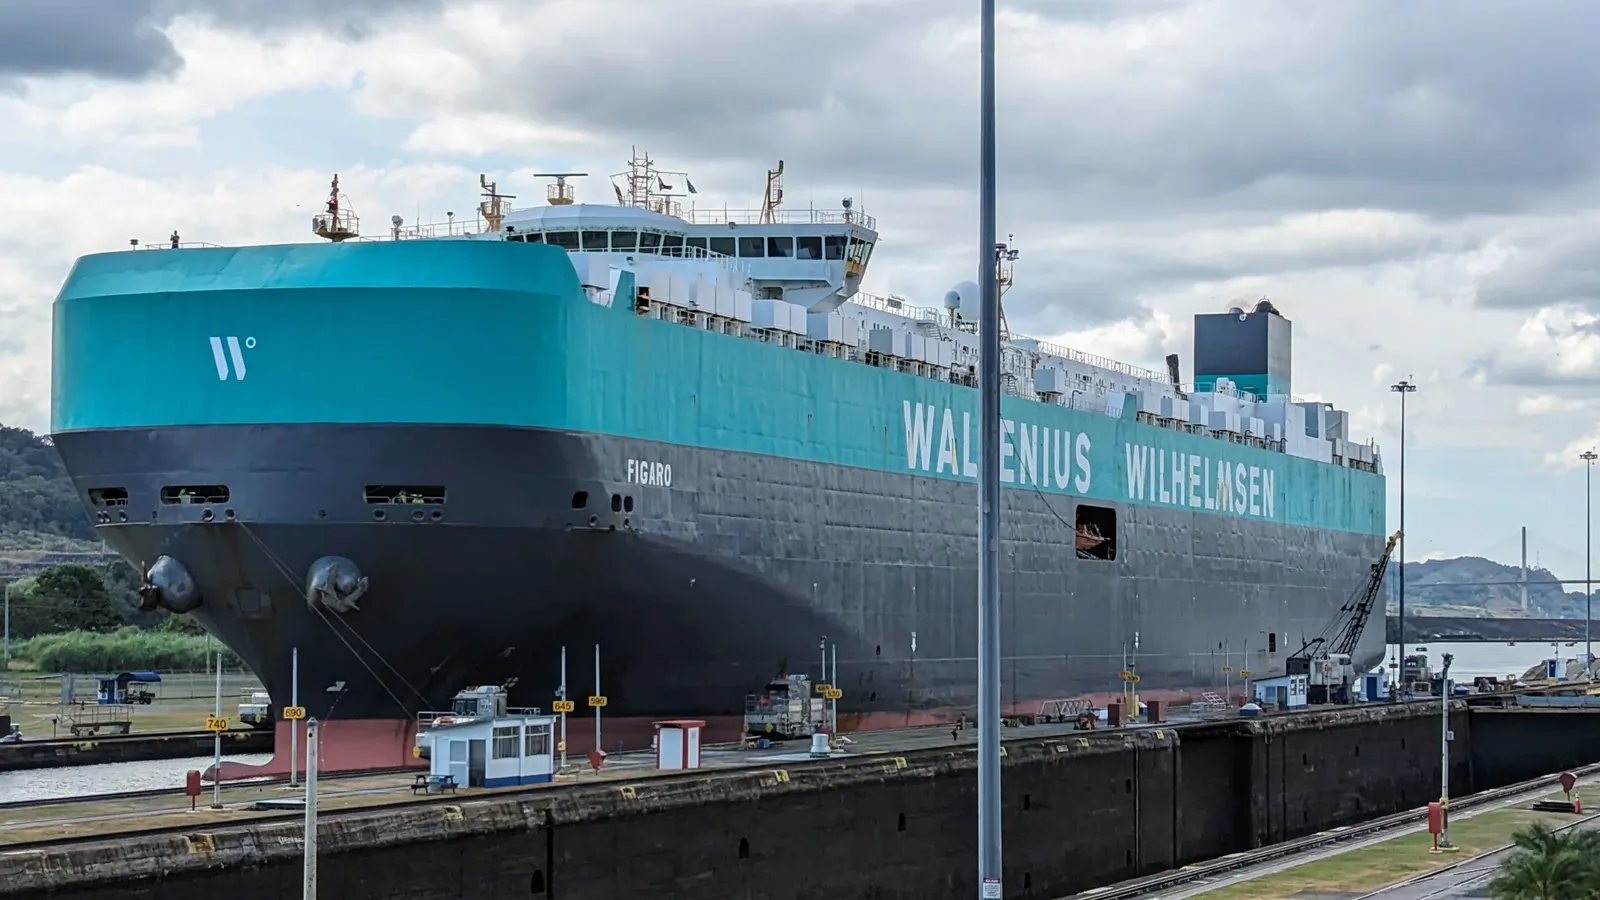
{"left": 709, "top": 236, "right": 736, "bottom": 257}
{"left": 581, "top": 230, "right": 609, "bottom": 251}
{"left": 364, "top": 485, "right": 447, "bottom": 505}
{"left": 797, "top": 236, "right": 823, "bottom": 260}
{"left": 661, "top": 233, "right": 685, "bottom": 251}
{"left": 88, "top": 487, "right": 129, "bottom": 507}
{"left": 545, "top": 231, "right": 579, "bottom": 250}
{"left": 766, "top": 236, "right": 794, "bottom": 258}
{"left": 738, "top": 236, "right": 765, "bottom": 258}
{"left": 161, "top": 485, "right": 230, "bottom": 504}
{"left": 1074, "top": 504, "right": 1117, "bottom": 561}
{"left": 686, "top": 236, "right": 709, "bottom": 253}
{"left": 825, "top": 235, "right": 847, "bottom": 260}
{"left": 524, "top": 233, "right": 544, "bottom": 243}
{"left": 611, "top": 231, "right": 638, "bottom": 252}
{"left": 639, "top": 231, "right": 662, "bottom": 253}
{"left": 847, "top": 239, "right": 874, "bottom": 266}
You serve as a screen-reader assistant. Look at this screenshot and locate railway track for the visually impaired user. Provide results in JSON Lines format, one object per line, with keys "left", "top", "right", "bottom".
{"left": 1071, "top": 761, "right": 1600, "bottom": 899}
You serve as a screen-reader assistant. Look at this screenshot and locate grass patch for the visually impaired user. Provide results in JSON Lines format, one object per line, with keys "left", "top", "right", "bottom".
{"left": 7, "top": 628, "right": 241, "bottom": 673}
{"left": 1198, "top": 797, "right": 1580, "bottom": 899}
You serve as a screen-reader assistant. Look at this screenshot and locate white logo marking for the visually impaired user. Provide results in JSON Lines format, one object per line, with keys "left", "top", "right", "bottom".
{"left": 209, "top": 336, "right": 253, "bottom": 381}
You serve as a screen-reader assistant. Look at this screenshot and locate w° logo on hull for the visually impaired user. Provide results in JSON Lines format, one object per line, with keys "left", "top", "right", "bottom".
{"left": 208, "top": 336, "right": 255, "bottom": 381}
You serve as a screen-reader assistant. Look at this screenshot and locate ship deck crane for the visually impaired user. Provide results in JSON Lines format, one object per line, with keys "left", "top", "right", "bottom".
{"left": 1287, "top": 529, "right": 1402, "bottom": 704}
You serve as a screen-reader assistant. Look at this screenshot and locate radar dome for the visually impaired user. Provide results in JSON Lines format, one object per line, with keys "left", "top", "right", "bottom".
{"left": 946, "top": 281, "right": 982, "bottom": 319}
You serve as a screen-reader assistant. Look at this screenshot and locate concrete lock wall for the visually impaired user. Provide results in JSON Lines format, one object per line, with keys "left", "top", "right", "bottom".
{"left": 9, "top": 705, "right": 1600, "bottom": 900}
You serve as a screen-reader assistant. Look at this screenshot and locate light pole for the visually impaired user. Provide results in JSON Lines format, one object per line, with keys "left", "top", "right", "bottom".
{"left": 976, "top": 0, "right": 1004, "bottom": 895}
{"left": 1583, "top": 451, "right": 1597, "bottom": 668}
{"left": 1391, "top": 378, "right": 1416, "bottom": 692}
{"left": 1437, "top": 652, "right": 1454, "bottom": 852}
{"left": 3, "top": 582, "right": 10, "bottom": 668}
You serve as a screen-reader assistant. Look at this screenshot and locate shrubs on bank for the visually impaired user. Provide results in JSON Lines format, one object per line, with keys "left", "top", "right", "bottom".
{"left": 9, "top": 628, "right": 240, "bottom": 673}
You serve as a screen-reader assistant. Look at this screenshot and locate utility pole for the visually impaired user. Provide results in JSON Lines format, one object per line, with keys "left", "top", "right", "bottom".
{"left": 976, "top": 0, "right": 1003, "bottom": 894}
{"left": 212, "top": 651, "right": 223, "bottom": 809}
{"left": 304, "top": 717, "right": 319, "bottom": 899}
{"left": 1437, "top": 653, "right": 1454, "bottom": 851}
{"left": 1390, "top": 378, "right": 1416, "bottom": 694}
{"left": 559, "top": 645, "right": 568, "bottom": 772}
{"left": 1584, "top": 451, "right": 1597, "bottom": 667}
{"left": 830, "top": 642, "right": 838, "bottom": 734}
{"left": 290, "top": 647, "right": 300, "bottom": 788}
{"left": 2, "top": 582, "right": 9, "bottom": 669}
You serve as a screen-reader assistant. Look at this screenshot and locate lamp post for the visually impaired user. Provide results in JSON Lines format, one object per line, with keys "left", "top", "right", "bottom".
{"left": 1583, "top": 450, "right": 1597, "bottom": 667}
{"left": 1391, "top": 378, "right": 1416, "bottom": 692}
{"left": 2, "top": 582, "right": 10, "bottom": 668}
{"left": 1437, "top": 652, "right": 1454, "bottom": 852}
{"left": 976, "top": 0, "right": 1004, "bottom": 895}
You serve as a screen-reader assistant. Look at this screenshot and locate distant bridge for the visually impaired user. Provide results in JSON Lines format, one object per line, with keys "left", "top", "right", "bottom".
{"left": 1386, "top": 615, "right": 1595, "bottom": 644}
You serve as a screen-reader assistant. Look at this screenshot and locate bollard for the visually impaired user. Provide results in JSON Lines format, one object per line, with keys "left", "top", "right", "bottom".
{"left": 810, "top": 732, "right": 830, "bottom": 757}
{"left": 185, "top": 770, "right": 201, "bottom": 811}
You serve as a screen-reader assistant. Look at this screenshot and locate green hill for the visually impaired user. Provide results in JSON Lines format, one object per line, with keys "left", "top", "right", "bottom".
{"left": 1386, "top": 556, "right": 1588, "bottom": 618}
{"left": 0, "top": 424, "right": 118, "bottom": 580}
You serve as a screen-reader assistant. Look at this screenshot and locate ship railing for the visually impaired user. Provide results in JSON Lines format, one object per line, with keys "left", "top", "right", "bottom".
{"left": 1024, "top": 338, "right": 1170, "bottom": 384}
{"left": 680, "top": 206, "right": 877, "bottom": 231}
{"left": 851, "top": 291, "right": 944, "bottom": 322}
{"left": 416, "top": 710, "right": 460, "bottom": 729}
{"left": 132, "top": 240, "right": 224, "bottom": 251}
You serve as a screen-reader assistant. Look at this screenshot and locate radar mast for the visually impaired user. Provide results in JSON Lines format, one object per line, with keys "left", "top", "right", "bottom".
{"left": 759, "top": 159, "right": 785, "bottom": 224}
{"left": 611, "top": 148, "right": 692, "bottom": 218}
{"left": 478, "top": 175, "right": 517, "bottom": 232}
{"left": 995, "top": 234, "right": 1019, "bottom": 341}
{"left": 533, "top": 172, "right": 585, "bottom": 206}
{"left": 312, "top": 174, "right": 359, "bottom": 242}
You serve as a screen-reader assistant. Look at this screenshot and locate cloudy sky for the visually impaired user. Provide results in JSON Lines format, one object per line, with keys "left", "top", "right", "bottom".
{"left": 2, "top": 0, "right": 1598, "bottom": 573}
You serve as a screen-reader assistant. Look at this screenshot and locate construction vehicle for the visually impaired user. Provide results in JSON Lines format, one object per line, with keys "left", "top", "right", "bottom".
{"left": 1287, "top": 530, "right": 1401, "bottom": 704}
{"left": 743, "top": 673, "right": 826, "bottom": 740}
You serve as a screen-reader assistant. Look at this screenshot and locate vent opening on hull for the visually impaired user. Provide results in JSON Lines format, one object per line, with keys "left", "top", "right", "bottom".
{"left": 1074, "top": 504, "right": 1117, "bottom": 561}
{"left": 88, "top": 487, "right": 128, "bottom": 507}
{"left": 364, "top": 485, "right": 447, "bottom": 505}
{"left": 571, "top": 491, "right": 588, "bottom": 509}
{"left": 161, "top": 485, "right": 229, "bottom": 505}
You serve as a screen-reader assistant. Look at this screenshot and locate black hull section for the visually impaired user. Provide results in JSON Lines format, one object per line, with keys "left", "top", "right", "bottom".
{"left": 54, "top": 424, "right": 1386, "bottom": 723}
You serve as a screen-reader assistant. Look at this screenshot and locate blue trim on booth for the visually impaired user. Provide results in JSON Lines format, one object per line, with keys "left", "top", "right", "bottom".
{"left": 484, "top": 772, "right": 554, "bottom": 788}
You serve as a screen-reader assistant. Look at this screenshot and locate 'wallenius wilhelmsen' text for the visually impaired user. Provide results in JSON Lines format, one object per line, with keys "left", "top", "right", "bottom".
{"left": 900, "top": 401, "right": 1278, "bottom": 520}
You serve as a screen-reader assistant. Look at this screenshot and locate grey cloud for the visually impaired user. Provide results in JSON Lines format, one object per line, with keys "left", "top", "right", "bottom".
{"left": 1476, "top": 235, "right": 1600, "bottom": 310}
{"left": 1465, "top": 355, "right": 1600, "bottom": 388}
{"left": 0, "top": 0, "right": 441, "bottom": 82}
{"left": 449, "top": 0, "right": 1600, "bottom": 225}
{"left": 0, "top": 1, "right": 179, "bottom": 80}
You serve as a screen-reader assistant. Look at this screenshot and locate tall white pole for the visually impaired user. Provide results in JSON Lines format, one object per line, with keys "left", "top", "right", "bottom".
{"left": 1438, "top": 653, "right": 1453, "bottom": 850}
{"left": 559, "top": 645, "right": 568, "bottom": 772}
{"left": 593, "top": 644, "right": 601, "bottom": 754}
{"left": 290, "top": 646, "right": 300, "bottom": 788}
{"left": 3, "top": 583, "right": 9, "bottom": 666}
{"left": 304, "top": 717, "right": 319, "bottom": 899}
{"left": 212, "top": 651, "right": 223, "bottom": 808}
{"left": 830, "top": 643, "right": 839, "bottom": 734}
{"left": 977, "top": 0, "right": 1003, "bottom": 894}
{"left": 1584, "top": 452, "right": 1596, "bottom": 666}
{"left": 1391, "top": 378, "right": 1416, "bottom": 694}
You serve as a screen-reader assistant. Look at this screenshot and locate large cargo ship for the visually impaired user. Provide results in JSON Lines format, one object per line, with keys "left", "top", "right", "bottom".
{"left": 49, "top": 152, "right": 1386, "bottom": 774}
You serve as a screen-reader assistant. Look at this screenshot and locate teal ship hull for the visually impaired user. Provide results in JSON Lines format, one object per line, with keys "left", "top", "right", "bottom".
{"left": 50, "top": 239, "right": 1387, "bottom": 747}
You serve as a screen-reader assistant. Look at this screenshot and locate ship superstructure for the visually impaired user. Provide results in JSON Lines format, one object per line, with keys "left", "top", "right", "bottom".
{"left": 49, "top": 151, "right": 1386, "bottom": 775}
